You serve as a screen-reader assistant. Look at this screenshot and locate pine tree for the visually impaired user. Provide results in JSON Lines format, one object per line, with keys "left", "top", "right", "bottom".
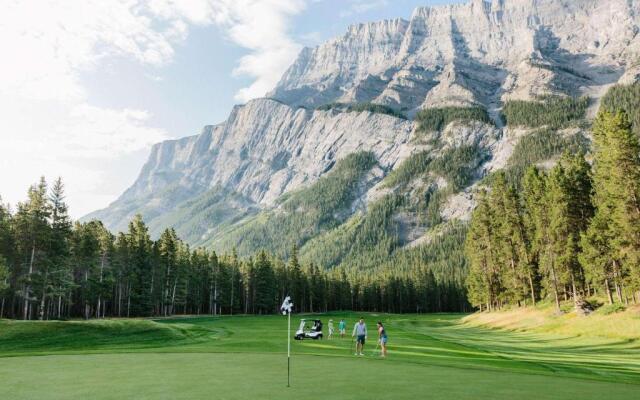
{"left": 557, "top": 153, "right": 594, "bottom": 305}
{"left": 585, "top": 111, "right": 640, "bottom": 301}
{"left": 127, "top": 215, "right": 154, "bottom": 316}
{"left": 158, "top": 228, "right": 178, "bottom": 316}
{"left": 521, "top": 167, "right": 549, "bottom": 308}
{"left": 208, "top": 251, "right": 220, "bottom": 315}
{"left": 580, "top": 212, "right": 616, "bottom": 304}
{"left": 253, "top": 251, "right": 276, "bottom": 314}
{"left": 13, "top": 177, "right": 51, "bottom": 319}
{"left": 465, "top": 190, "right": 500, "bottom": 310}
{"left": 544, "top": 164, "right": 571, "bottom": 311}
{"left": 44, "top": 178, "right": 72, "bottom": 320}
{"left": 0, "top": 198, "right": 13, "bottom": 318}
{"left": 94, "top": 222, "right": 114, "bottom": 318}
{"left": 0, "top": 255, "right": 9, "bottom": 318}
{"left": 490, "top": 173, "right": 529, "bottom": 305}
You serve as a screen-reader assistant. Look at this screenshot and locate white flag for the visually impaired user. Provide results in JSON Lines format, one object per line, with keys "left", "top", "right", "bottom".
{"left": 280, "top": 296, "right": 293, "bottom": 315}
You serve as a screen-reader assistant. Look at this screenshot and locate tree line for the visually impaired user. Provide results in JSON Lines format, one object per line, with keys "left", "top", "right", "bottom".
{"left": 0, "top": 179, "right": 463, "bottom": 320}
{"left": 466, "top": 111, "right": 640, "bottom": 311}
{"left": 501, "top": 96, "right": 589, "bottom": 128}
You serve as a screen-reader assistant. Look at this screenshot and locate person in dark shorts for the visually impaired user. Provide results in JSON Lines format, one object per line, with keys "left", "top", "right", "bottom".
{"left": 352, "top": 317, "right": 367, "bottom": 356}
{"left": 377, "top": 321, "right": 388, "bottom": 358}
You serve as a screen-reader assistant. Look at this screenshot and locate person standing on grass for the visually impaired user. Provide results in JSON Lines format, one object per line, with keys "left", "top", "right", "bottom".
{"left": 352, "top": 317, "right": 367, "bottom": 356}
{"left": 328, "top": 319, "right": 335, "bottom": 339}
{"left": 377, "top": 321, "right": 388, "bottom": 358}
{"left": 339, "top": 319, "right": 346, "bottom": 338}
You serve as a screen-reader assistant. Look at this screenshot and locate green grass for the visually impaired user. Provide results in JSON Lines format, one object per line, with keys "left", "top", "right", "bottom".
{"left": 1, "top": 313, "right": 639, "bottom": 399}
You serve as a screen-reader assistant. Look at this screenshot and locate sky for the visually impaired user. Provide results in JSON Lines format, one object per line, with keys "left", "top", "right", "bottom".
{"left": 0, "top": 0, "right": 463, "bottom": 218}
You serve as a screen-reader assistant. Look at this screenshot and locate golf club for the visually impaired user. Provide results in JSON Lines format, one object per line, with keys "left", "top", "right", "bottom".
{"left": 371, "top": 340, "right": 380, "bottom": 357}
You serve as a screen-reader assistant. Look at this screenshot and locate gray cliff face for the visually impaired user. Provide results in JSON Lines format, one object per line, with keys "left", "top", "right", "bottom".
{"left": 86, "top": 0, "right": 640, "bottom": 246}
{"left": 86, "top": 99, "right": 416, "bottom": 234}
{"left": 127, "top": 99, "right": 415, "bottom": 207}
{"left": 270, "top": 0, "right": 640, "bottom": 111}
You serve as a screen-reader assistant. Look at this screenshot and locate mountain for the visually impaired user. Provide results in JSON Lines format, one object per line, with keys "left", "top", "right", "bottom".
{"left": 85, "top": 0, "right": 640, "bottom": 268}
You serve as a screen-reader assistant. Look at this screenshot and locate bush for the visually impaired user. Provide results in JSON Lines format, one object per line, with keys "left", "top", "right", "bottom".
{"left": 501, "top": 96, "right": 589, "bottom": 128}
{"left": 598, "top": 303, "right": 626, "bottom": 315}
{"left": 416, "top": 106, "right": 492, "bottom": 132}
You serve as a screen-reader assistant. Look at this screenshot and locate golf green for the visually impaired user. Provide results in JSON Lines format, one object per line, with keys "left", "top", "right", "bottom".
{"left": 0, "top": 313, "right": 638, "bottom": 399}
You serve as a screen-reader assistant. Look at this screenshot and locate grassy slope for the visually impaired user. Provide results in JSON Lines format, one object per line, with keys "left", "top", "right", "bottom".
{"left": 0, "top": 313, "right": 639, "bottom": 399}
{"left": 463, "top": 304, "right": 640, "bottom": 340}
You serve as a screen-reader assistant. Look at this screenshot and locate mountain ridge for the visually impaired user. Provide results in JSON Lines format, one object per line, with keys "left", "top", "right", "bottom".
{"left": 85, "top": 0, "right": 640, "bottom": 265}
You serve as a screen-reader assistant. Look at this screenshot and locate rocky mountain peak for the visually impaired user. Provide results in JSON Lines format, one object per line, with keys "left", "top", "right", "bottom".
{"left": 86, "top": 0, "right": 640, "bottom": 257}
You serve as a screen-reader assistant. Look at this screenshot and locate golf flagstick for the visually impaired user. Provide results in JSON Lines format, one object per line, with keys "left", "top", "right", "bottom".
{"left": 287, "top": 303, "right": 291, "bottom": 387}
{"left": 280, "top": 296, "right": 293, "bottom": 388}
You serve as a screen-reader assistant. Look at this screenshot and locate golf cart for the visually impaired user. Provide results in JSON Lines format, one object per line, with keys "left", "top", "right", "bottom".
{"left": 294, "top": 319, "right": 323, "bottom": 340}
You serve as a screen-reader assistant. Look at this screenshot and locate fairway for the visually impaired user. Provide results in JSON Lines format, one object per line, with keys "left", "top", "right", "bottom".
{"left": 1, "top": 313, "right": 639, "bottom": 399}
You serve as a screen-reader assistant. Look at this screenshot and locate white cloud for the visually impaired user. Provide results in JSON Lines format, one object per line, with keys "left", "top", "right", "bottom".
{"left": 209, "top": 0, "right": 306, "bottom": 101}
{"left": 0, "top": 0, "right": 201, "bottom": 217}
{"left": 0, "top": 0, "right": 308, "bottom": 217}
{"left": 147, "top": 0, "right": 308, "bottom": 101}
{"left": 51, "top": 105, "right": 170, "bottom": 158}
{"left": 339, "top": 0, "right": 389, "bottom": 18}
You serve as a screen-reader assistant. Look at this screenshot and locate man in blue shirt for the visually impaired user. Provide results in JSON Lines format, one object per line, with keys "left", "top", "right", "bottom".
{"left": 352, "top": 317, "right": 367, "bottom": 356}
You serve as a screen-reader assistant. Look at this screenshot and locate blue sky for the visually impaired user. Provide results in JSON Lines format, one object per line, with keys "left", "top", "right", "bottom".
{"left": 0, "top": 0, "right": 463, "bottom": 217}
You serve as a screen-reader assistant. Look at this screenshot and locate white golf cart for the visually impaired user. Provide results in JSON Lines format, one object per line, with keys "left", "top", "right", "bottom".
{"left": 294, "top": 319, "right": 323, "bottom": 340}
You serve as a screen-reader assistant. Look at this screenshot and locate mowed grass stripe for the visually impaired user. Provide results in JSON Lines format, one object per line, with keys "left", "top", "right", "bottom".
{"left": 1, "top": 353, "right": 638, "bottom": 400}
{"left": 1, "top": 313, "right": 638, "bottom": 385}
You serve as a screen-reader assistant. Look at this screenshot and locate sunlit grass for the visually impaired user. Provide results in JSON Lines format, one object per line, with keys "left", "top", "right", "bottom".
{"left": 0, "top": 312, "right": 638, "bottom": 399}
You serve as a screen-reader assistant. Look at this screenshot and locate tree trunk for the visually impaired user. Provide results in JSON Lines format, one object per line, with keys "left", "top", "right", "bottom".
{"left": 57, "top": 291, "right": 62, "bottom": 319}
{"left": 230, "top": 271, "right": 234, "bottom": 316}
{"left": 126, "top": 283, "right": 131, "bottom": 318}
{"left": 23, "top": 244, "right": 36, "bottom": 320}
{"left": 117, "top": 282, "right": 122, "bottom": 317}
{"left": 96, "top": 253, "right": 105, "bottom": 318}
{"left": 604, "top": 278, "right": 614, "bottom": 304}
{"left": 570, "top": 273, "right": 578, "bottom": 307}
{"left": 213, "top": 279, "right": 218, "bottom": 316}
{"left": 170, "top": 280, "right": 177, "bottom": 315}
{"left": 550, "top": 261, "right": 561, "bottom": 313}
{"left": 611, "top": 260, "right": 623, "bottom": 303}
{"left": 528, "top": 272, "right": 536, "bottom": 306}
{"left": 164, "top": 261, "right": 171, "bottom": 317}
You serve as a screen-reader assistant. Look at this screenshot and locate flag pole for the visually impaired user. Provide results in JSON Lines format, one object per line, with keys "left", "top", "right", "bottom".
{"left": 281, "top": 296, "right": 293, "bottom": 388}
{"left": 287, "top": 310, "right": 291, "bottom": 387}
